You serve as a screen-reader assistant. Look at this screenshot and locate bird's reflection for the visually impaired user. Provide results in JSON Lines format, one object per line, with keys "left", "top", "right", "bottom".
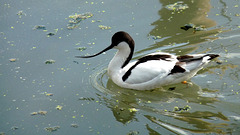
{"left": 91, "top": 68, "right": 228, "bottom": 134}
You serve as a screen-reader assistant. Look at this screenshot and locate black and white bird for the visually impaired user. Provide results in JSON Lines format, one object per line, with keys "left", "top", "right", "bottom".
{"left": 76, "top": 31, "right": 219, "bottom": 90}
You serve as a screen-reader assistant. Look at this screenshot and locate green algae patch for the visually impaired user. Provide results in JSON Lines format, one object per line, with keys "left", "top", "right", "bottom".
{"left": 67, "top": 12, "right": 93, "bottom": 29}
{"left": 45, "top": 126, "right": 60, "bottom": 132}
{"left": 76, "top": 47, "right": 87, "bottom": 51}
{"left": 31, "top": 110, "right": 48, "bottom": 116}
{"left": 166, "top": 2, "right": 189, "bottom": 11}
{"left": 33, "top": 25, "right": 46, "bottom": 30}
{"left": 70, "top": 124, "right": 79, "bottom": 128}
{"left": 98, "top": 25, "right": 111, "bottom": 30}
{"left": 47, "top": 32, "right": 55, "bottom": 36}
{"left": 9, "top": 58, "right": 17, "bottom": 62}
{"left": 45, "top": 59, "right": 55, "bottom": 64}
{"left": 174, "top": 105, "right": 191, "bottom": 112}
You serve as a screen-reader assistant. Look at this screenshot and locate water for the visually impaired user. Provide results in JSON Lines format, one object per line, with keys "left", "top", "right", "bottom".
{"left": 0, "top": 0, "right": 240, "bottom": 134}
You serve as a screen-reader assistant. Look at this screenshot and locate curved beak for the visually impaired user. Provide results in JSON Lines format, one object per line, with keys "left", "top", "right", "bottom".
{"left": 75, "top": 44, "right": 113, "bottom": 58}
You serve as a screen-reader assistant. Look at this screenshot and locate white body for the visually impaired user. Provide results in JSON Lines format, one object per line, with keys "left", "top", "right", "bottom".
{"left": 108, "top": 42, "right": 214, "bottom": 90}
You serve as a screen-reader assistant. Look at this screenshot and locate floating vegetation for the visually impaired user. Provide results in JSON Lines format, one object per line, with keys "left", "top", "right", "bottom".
{"left": 47, "top": 29, "right": 58, "bottom": 37}
{"left": 31, "top": 110, "right": 47, "bottom": 116}
{"left": 45, "top": 126, "right": 60, "bottom": 132}
{"left": 129, "top": 108, "right": 138, "bottom": 112}
{"left": 67, "top": 12, "right": 93, "bottom": 29}
{"left": 193, "top": 26, "right": 207, "bottom": 33}
{"left": 9, "top": 58, "right": 16, "bottom": 62}
{"left": 166, "top": 2, "right": 189, "bottom": 12}
{"left": 151, "top": 36, "right": 162, "bottom": 40}
{"left": 78, "top": 97, "right": 95, "bottom": 101}
{"left": 76, "top": 47, "right": 87, "bottom": 51}
{"left": 181, "top": 23, "right": 207, "bottom": 33}
{"left": 45, "top": 93, "right": 53, "bottom": 96}
{"left": 45, "top": 59, "right": 55, "bottom": 64}
{"left": 70, "top": 124, "right": 79, "bottom": 128}
{"left": 38, "top": 110, "right": 48, "bottom": 115}
{"left": 91, "top": 20, "right": 102, "bottom": 23}
{"left": 33, "top": 25, "right": 46, "bottom": 30}
{"left": 56, "top": 105, "right": 63, "bottom": 110}
{"left": 73, "top": 61, "right": 79, "bottom": 64}
{"left": 0, "top": 132, "right": 5, "bottom": 135}
{"left": 174, "top": 105, "right": 191, "bottom": 112}
{"left": 17, "top": 10, "right": 25, "bottom": 16}
{"left": 11, "top": 126, "right": 19, "bottom": 130}
{"left": 127, "top": 130, "right": 139, "bottom": 135}
{"left": 47, "top": 32, "right": 55, "bottom": 36}
{"left": 98, "top": 25, "right": 111, "bottom": 30}
{"left": 30, "top": 112, "right": 38, "bottom": 116}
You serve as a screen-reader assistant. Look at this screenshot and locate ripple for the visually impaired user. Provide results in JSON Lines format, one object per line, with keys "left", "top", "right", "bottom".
{"left": 90, "top": 66, "right": 109, "bottom": 93}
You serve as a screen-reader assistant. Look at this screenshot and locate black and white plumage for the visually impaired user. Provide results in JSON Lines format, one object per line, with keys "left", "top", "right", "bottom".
{"left": 76, "top": 31, "right": 219, "bottom": 90}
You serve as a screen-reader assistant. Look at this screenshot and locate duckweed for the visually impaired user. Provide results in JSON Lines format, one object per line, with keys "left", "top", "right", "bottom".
{"left": 98, "top": 25, "right": 111, "bottom": 30}
{"left": 70, "top": 124, "right": 79, "bottom": 128}
{"left": 174, "top": 105, "right": 191, "bottom": 112}
{"left": 166, "top": 2, "right": 189, "bottom": 11}
{"left": 67, "top": 12, "right": 93, "bottom": 29}
{"left": 33, "top": 25, "right": 46, "bottom": 30}
{"left": 56, "top": 105, "right": 63, "bottom": 110}
{"left": 9, "top": 58, "right": 16, "bottom": 62}
{"left": 45, "top": 59, "right": 55, "bottom": 64}
{"left": 129, "top": 108, "right": 138, "bottom": 112}
{"left": 76, "top": 47, "right": 87, "bottom": 51}
{"left": 45, "top": 126, "right": 60, "bottom": 132}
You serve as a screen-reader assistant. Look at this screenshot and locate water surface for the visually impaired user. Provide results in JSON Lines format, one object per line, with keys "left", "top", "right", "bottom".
{"left": 0, "top": 0, "right": 240, "bottom": 134}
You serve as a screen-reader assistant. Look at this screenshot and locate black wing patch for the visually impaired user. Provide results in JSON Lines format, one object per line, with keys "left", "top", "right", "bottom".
{"left": 177, "top": 54, "right": 219, "bottom": 62}
{"left": 168, "top": 65, "right": 186, "bottom": 75}
{"left": 169, "top": 54, "right": 219, "bottom": 75}
{"left": 122, "top": 54, "right": 172, "bottom": 82}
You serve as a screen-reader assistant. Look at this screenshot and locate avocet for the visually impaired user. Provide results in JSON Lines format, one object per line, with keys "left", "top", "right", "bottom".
{"left": 76, "top": 31, "right": 219, "bottom": 90}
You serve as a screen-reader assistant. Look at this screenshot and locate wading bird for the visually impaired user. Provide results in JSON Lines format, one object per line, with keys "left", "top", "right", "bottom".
{"left": 76, "top": 31, "right": 219, "bottom": 90}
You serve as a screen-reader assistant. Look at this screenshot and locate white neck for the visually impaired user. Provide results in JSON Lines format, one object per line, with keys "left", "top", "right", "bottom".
{"left": 107, "top": 42, "right": 132, "bottom": 78}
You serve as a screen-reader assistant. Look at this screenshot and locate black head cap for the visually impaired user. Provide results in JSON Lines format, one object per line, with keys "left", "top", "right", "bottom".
{"left": 111, "top": 31, "right": 135, "bottom": 48}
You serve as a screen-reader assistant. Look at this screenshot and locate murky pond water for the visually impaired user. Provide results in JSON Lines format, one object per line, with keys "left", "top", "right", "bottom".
{"left": 1, "top": 0, "right": 240, "bottom": 134}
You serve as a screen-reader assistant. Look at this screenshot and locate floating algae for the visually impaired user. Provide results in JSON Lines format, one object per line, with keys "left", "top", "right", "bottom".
{"left": 76, "top": 47, "right": 87, "bottom": 51}
{"left": 33, "top": 25, "right": 46, "bottom": 30}
{"left": 31, "top": 110, "right": 48, "bottom": 116}
{"left": 9, "top": 58, "right": 17, "bottom": 62}
{"left": 47, "top": 32, "right": 55, "bottom": 36}
{"left": 17, "top": 10, "right": 26, "bottom": 16}
{"left": 70, "top": 124, "right": 79, "bottom": 128}
{"left": 166, "top": 2, "right": 189, "bottom": 12}
{"left": 151, "top": 35, "right": 162, "bottom": 40}
{"left": 45, "top": 59, "right": 55, "bottom": 64}
{"left": 37, "top": 110, "right": 48, "bottom": 115}
{"left": 45, "top": 93, "right": 53, "bottom": 96}
{"left": 56, "top": 105, "right": 63, "bottom": 110}
{"left": 45, "top": 126, "right": 60, "bottom": 132}
{"left": 67, "top": 12, "right": 93, "bottom": 29}
{"left": 174, "top": 105, "right": 191, "bottom": 112}
{"left": 98, "top": 25, "right": 111, "bottom": 30}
